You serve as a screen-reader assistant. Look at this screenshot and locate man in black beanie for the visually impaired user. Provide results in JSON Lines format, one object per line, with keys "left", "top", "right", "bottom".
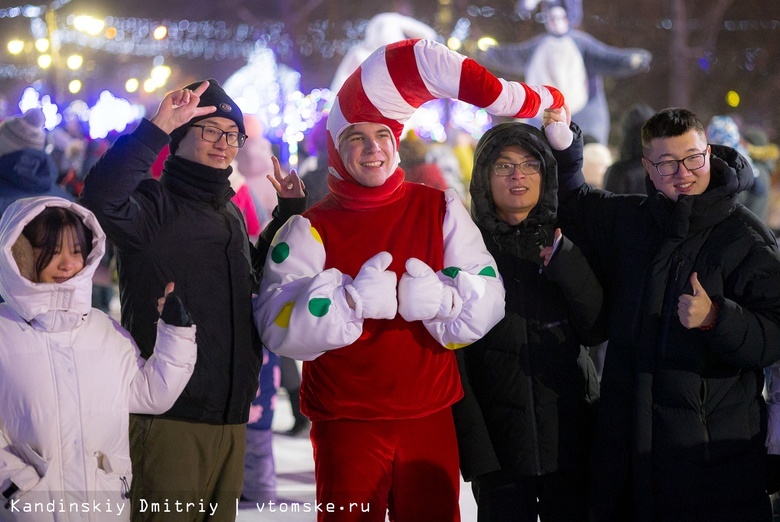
{"left": 81, "top": 80, "right": 306, "bottom": 521}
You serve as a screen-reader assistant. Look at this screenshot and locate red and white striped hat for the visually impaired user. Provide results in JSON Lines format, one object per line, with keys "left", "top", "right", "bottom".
{"left": 326, "top": 38, "right": 564, "bottom": 181}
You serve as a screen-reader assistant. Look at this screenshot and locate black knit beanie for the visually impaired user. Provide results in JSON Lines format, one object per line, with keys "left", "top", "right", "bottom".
{"left": 168, "top": 79, "right": 245, "bottom": 154}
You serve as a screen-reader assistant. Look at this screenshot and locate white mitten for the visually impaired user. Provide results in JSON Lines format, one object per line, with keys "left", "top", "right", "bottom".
{"left": 398, "top": 258, "right": 456, "bottom": 322}
{"left": 344, "top": 252, "right": 398, "bottom": 320}
{"left": 544, "top": 120, "right": 573, "bottom": 151}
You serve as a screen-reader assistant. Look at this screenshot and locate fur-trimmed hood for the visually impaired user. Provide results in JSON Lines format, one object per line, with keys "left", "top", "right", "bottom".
{"left": 0, "top": 196, "right": 105, "bottom": 325}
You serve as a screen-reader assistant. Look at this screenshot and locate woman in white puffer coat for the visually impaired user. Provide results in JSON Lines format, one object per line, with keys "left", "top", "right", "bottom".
{"left": 0, "top": 196, "right": 197, "bottom": 522}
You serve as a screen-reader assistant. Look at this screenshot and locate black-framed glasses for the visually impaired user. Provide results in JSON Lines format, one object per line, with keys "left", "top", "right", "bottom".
{"left": 493, "top": 161, "right": 541, "bottom": 176}
{"left": 191, "top": 124, "right": 247, "bottom": 148}
{"left": 648, "top": 150, "right": 708, "bottom": 177}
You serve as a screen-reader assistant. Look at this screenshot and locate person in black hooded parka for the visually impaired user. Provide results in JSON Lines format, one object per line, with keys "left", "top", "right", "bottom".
{"left": 452, "top": 122, "right": 605, "bottom": 522}
{"left": 546, "top": 106, "right": 780, "bottom": 522}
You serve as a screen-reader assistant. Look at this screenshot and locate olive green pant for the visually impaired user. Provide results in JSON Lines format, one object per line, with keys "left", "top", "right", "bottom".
{"left": 129, "top": 415, "right": 246, "bottom": 522}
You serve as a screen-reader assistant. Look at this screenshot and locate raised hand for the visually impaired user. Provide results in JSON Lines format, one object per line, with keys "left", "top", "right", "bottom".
{"left": 157, "top": 282, "right": 175, "bottom": 315}
{"left": 540, "top": 228, "right": 563, "bottom": 267}
{"left": 157, "top": 282, "right": 194, "bottom": 327}
{"left": 150, "top": 80, "right": 217, "bottom": 134}
{"left": 542, "top": 103, "right": 573, "bottom": 150}
{"left": 542, "top": 103, "right": 570, "bottom": 127}
{"left": 678, "top": 272, "right": 717, "bottom": 329}
{"left": 267, "top": 156, "right": 306, "bottom": 199}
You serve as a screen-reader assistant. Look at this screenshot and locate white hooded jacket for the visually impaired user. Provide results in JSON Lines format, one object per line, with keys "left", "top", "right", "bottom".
{"left": 0, "top": 197, "right": 197, "bottom": 521}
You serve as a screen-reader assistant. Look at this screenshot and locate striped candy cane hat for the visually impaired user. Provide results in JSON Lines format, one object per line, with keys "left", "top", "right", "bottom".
{"left": 326, "top": 38, "right": 565, "bottom": 184}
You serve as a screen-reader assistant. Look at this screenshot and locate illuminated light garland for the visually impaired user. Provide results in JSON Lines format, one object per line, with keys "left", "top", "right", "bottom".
{"left": 1, "top": 5, "right": 776, "bottom": 71}
{"left": 0, "top": 1, "right": 69, "bottom": 19}
{"left": 0, "top": 63, "right": 40, "bottom": 79}
{"left": 52, "top": 15, "right": 365, "bottom": 62}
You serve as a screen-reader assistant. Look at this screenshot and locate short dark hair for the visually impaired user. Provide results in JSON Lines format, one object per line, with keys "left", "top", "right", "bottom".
{"left": 22, "top": 207, "right": 93, "bottom": 279}
{"left": 641, "top": 108, "right": 706, "bottom": 151}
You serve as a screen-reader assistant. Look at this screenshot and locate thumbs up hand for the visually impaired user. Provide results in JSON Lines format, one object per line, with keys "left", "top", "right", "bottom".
{"left": 678, "top": 272, "right": 717, "bottom": 330}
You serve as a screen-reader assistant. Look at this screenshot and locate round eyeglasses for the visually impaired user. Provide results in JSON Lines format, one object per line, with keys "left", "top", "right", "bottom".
{"left": 493, "top": 161, "right": 541, "bottom": 176}
{"left": 648, "top": 150, "right": 708, "bottom": 177}
{"left": 191, "top": 124, "right": 247, "bottom": 148}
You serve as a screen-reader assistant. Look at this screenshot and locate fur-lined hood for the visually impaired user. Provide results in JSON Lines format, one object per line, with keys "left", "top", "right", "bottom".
{"left": 0, "top": 196, "right": 105, "bottom": 325}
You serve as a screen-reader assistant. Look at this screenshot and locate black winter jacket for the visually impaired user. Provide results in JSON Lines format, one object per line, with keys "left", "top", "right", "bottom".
{"left": 453, "top": 123, "right": 604, "bottom": 481}
{"left": 81, "top": 119, "right": 304, "bottom": 425}
{"left": 555, "top": 124, "right": 780, "bottom": 522}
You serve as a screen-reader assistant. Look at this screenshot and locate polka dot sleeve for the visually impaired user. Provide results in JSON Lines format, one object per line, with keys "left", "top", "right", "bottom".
{"left": 419, "top": 189, "right": 506, "bottom": 349}
{"left": 253, "top": 215, "right": 363, "bottom": 360}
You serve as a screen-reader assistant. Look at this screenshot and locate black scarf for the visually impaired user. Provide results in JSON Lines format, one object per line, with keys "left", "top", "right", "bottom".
{"left": 160, "top": 155, "right": 235, "bottom": 209}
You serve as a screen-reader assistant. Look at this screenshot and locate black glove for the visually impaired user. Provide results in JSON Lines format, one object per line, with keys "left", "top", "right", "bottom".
{"left": 515, "top": 223, "right": 555, "bottom": 266}
{"left": 160, "top": 291, "right": 193, "bottom": 327}
{"left": 3, "top": 482, "right": 19, "bottom": 509}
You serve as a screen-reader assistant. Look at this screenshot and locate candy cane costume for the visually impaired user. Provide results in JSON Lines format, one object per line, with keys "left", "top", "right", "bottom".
{"left": 254, "top": 38, "right": 564, "bottom": 521}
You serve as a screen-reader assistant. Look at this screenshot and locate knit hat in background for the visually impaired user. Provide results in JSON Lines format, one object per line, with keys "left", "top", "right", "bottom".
{"left": 169, "top": 79, "right": 245, "bottom": 154}
{"left": 0, "top": 108, "right": 46, "bottom": 157}
{"left": 707, "top": 114, "right": 757, "bottom": 177}
{"left": 326, "top": 38, "right": 564, "bottom": 184}
{"left": 707, "top": 115, "right": 741, "bottom": 149}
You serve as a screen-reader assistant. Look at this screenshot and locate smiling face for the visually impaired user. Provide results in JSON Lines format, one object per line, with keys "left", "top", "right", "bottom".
{"left": 489, "top": 144, "right": 542, "bottom": 225}
{"left": 337, "top": 123, "right": 397, "bottom": 187}
{"left": 175, "top": 116, "right": 240, "bottom": 169}
{"left": 36, "top": 225, "right": 85, "bottom": 284}
{"left": 642, "top": 129, "right": 711, "bottom": 202}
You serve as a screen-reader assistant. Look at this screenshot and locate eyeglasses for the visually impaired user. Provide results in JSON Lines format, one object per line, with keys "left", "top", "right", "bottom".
{"left": 493, "top": 161, "right": 541, "bottom": 176}
{"left": 648, "top": 150, "right": 708, "bottom": 177}
{"left": 191, "top": 124, "right": 247, "bottom": 148}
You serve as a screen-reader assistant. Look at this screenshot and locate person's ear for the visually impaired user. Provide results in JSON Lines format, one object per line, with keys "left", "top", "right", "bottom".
{"left": 641, "top": 157, "right": 652, "bottom": 176}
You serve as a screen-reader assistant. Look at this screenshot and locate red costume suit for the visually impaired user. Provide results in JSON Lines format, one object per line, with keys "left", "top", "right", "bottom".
{"left": 302, "top": 182, "right": 457, "bottom": 421}
{"left": 254, "top": 38, "right": 564, "bottom": 521}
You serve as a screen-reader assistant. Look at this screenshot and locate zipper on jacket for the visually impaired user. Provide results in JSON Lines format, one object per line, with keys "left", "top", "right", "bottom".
{"left": 120, "top": 476, "right": 130, "bottom": 499}
{"left": 699, "top": 380, "right": 711, "bottom": 461}
{"left": 529, "top": 269, "right": 543, "bottom": 475}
